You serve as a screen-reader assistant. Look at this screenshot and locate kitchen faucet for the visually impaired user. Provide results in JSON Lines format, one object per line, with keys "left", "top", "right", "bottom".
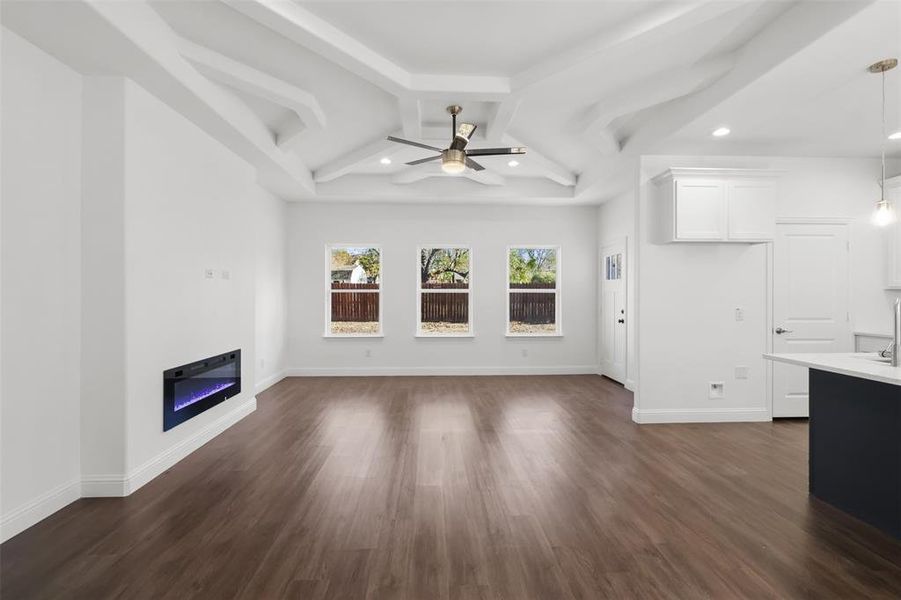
{"left": 894, "top": 299, "right": 901, "bottom": 368}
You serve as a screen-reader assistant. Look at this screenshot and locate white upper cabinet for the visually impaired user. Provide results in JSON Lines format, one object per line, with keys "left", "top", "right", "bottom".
{"left": 886, "top": 175, "right": 901, "bottom": 289}
{"left": 674, "top": 179, "right": 726, "bottom": 240}
{"left": 653, "top": 168, "right": 780, "bottom": 243}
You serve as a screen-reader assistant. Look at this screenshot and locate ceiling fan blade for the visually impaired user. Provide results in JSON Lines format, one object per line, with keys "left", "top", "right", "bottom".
{"left": 386, "top": 136, "right": 442, "bottom": 152}
{"left": 465, "top": 157, "right": 485, "bottom": 171}
{"left": 450, "top": 123, "right": 477, "bottom": 151}
{"left": 405, "top": 155, "right": 442, "bottom": 166}
{"left": 465, "top": 146, "right": 526, "bottom": 157}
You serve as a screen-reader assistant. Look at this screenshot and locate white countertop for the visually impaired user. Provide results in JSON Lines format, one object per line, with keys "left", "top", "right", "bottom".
{"left": 764, "top": 353, "right": 901, "bottom": 387}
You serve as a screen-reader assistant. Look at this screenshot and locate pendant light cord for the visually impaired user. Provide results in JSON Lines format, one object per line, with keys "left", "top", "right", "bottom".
{"left": 881, "top": 69, "right": 887, "bottom": 202}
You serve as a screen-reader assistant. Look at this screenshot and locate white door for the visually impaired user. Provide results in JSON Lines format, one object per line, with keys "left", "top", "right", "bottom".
{"left": 600, "top": 241, "right": 627, "bottom": 384}
{"left": 772, "top": 222, "right": 851, "bottom": 417}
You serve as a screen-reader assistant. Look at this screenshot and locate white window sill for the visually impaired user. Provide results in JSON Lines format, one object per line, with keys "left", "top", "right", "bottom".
{"left": 505, "top": 333, "right": 564, "bottom": 338}
{"left": 322, "top": 333, "right": 384, "bottom": 339}
{"left": 415, "top": 333, "right": 475, "bottom": 338}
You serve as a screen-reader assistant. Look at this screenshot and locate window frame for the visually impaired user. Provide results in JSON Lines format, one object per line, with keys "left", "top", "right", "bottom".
{"left": 505, "top": 245, "right": 562, "bottom": 337}
{"left": 324, "top": 243, "right": 383, "bottom": 338}
{"left": 415, "top": 245, "right": 474, "bottom": 338}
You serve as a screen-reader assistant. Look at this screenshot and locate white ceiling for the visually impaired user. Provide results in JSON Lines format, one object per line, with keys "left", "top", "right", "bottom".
{"left": 2, "top": 0, "right": 900, "bottom": 203}
{"left": 299, "top": 1, "right": 660, "bottom": 76}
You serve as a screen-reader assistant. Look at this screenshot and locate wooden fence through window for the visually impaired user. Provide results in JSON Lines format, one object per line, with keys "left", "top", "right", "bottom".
{"left": 420, "top": 282, "right": 469, "bottom": 323}
{"left": 509, "top": 283, "right": 557, "bottom": 324}
{"left": 330, "top": 282, "right": 557, "bottom": 324}
{"left": 330, "top": 282, "right": 379, "bottom": 322}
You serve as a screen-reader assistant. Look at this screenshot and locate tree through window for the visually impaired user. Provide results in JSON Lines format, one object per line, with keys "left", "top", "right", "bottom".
{"left": 507, "top": 247, "right": 561, "bottom": 335}
{"left": 418, "top": 247, "right": 472, "bottom": 336}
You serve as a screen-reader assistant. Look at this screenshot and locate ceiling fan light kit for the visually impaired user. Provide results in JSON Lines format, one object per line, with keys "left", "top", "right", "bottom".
{"left": 386, "top": 105, "right": 526, "bottom": 175}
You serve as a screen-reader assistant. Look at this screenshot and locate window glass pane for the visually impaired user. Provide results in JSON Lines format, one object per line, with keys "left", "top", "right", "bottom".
{"left": 328, "top": 245, "right": 380, "bottom": 335}
{"left": 330, "top": 291, "right": 379, "bottom": 335}
{"left": 508, "top": 292, "right": 556, "bottom": 334}
{"left": 420, "top": 292, "right": 470, "bottom": 335}
{"left": 508, "top": 248, "right": 556, "bottom": 288}
{"left": 420, "top": 248, "right": 470, "bottom": 288}
{"left": 330, "top": 246, "right": 380, "bottom": 287}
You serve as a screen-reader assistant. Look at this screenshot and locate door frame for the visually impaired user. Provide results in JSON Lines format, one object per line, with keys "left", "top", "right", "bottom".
{"left": 599, "top": 237, "right": 628, "bottom": 385}
{"left": 766, "top": 217, "right": 853, "bottom": 418}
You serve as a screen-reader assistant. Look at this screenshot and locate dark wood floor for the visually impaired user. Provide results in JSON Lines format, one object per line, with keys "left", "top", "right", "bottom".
{"left": 4, "top": 376, "right": 901, "bottom": 599}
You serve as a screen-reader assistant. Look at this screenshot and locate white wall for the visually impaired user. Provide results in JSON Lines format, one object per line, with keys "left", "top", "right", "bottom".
{"left": 121, "top": 80, "right": 258, "bottom": 477}
{"left": 635, "top": 155, "right": 901, "bottom": 423}
{"left": 1, "top": 28, "right": 83, "bottom": 541}
{"left": 81, "top": 77, "right": 128, "bottom": 484}
{"left": 287, "top": 202, "right": 599, "bottom": 375}
{"left": 254, "top": 189, "right": 288, "bottom": 393}
{"left": 597, "top": 181, "right": 638, "bottom": 390}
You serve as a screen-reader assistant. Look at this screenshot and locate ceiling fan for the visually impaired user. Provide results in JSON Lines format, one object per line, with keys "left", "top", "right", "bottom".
{"left": 386, "top": 105, "right": 526, "bottom": 174}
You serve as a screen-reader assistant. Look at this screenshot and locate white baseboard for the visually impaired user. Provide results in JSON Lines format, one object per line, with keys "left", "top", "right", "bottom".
{"left": 1, "top": 479, "right": 82, "bottom": 543}
{"left": 285, "top": 365, "right": 598, "bottom": 377}
{"left": 255, "top": 370, "right": 286, "bottom": 394}
{"left": 632, "top": 407, "right": 771, "bottom": 424}
{"left": 624, "top": 379, "right": 636, "bottom": 392}
{"left": 82, "top": 396, "right": 257, "bottom": 498}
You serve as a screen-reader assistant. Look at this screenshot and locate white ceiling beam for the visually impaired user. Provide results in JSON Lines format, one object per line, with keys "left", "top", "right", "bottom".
{"left": 176, "top": 36, "right": 326, "bottom": 151}
{"left": 316, "top": 175, "right": 574, "bottom": 205}
{"left": 392, "top": 164, "right": 506, "bottom": 186}
{"left": 620, "top": 0, "right": 876, "bottom": 155}
{"left": 398, "top": 97, "right": 422, "bottom": 139}
{"left": 486, "top": 99, "right": 522, "bottom": 143}
{"left": 573, "top": 154, "right": 640, "bottom": 204}
{"left": 223, "top": 0, "right": 409, "bottom": 95}
{"left": 582, "top": 53, "right": 735, "bottom": 154}
{"left": 77, "top": 0, "right": 315, "bottom": 198}
{"left": 465, "top": 170, "right": 507, "bottom": 187}
{"left": 223, "top": 0, "right": 509, "bottom": 100}
{"left": 575, "top": 0, "right": 875, "bottom": 202}
{"left": 314, "top": 132, "right": 403, "bottom": 183}
{"left": 504, "top": 134, "right": 576, "bottom": 187}
{"left": 510, "top": 1, "right": 746, "bottom": 92}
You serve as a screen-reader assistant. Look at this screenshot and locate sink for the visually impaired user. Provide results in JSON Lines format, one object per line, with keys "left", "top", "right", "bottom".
{"left": 856, "top": 354, "right": 892, "bottom": 364}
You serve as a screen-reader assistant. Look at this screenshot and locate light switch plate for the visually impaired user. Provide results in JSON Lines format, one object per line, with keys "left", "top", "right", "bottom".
{"left": 735, "top": 366, "right": 750, "bottom": 379}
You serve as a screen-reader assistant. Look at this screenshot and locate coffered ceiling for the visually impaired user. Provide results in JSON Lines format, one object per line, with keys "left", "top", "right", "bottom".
{"left": 3, "top": 0, "right": 899, "bottom": 204}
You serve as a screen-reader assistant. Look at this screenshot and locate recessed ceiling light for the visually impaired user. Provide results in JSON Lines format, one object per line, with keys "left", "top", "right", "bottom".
{"left": 889, "top": 130, "right": 901, "bottom": 140}
{"left": 712, "top": 127, "right": 731, "bottom": 137}
{"left": 379, "top": 157, "right": 392, "bottom": 165}
{"left": 507, "top": 160, "right": 519, "bottom": 167}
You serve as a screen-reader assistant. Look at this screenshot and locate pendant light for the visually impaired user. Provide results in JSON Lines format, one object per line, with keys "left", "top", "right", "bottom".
{"left": 869, "top": 58, "right": 898, "bottom": 227}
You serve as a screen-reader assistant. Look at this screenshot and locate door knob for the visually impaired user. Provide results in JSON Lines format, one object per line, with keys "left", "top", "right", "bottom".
{"left": 617, "top": 319, "right": 625, "bottom": 324}
{"left": 775, "top": 327, "right": 793, "bottom": 335}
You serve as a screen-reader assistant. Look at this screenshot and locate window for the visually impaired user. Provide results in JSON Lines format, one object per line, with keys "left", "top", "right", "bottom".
{"left": 326, "top": 245, "right": 381, "bottom": 336}
{"left": 417, "top": 247, "right": 472, "bottom": 336}
{"left": 605, "top": 253, "right": 623, "bottom": 280}
{"left": 507, "top": 246, "right": 560, "bottom": 336}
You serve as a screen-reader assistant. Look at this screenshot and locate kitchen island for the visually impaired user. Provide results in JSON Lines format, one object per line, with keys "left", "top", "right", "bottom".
{"left": 764, "top": 352, "right": 901, "bottom": 538}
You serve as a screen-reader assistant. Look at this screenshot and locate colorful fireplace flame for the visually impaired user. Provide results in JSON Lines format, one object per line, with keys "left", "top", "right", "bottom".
{"left": 173, "top": 380, "right": 236, "bottom": 412}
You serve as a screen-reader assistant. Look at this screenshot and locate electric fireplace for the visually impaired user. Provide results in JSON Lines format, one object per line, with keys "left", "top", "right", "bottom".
{"left": 163, "top": 350, "right": 241, "bottom": 431}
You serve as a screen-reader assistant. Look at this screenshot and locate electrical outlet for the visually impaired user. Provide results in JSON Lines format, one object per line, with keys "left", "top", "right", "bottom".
{"left": 221, "top": 270, "right": 230, "bottom": 280}
{"left": 735, "top": 307, "right": 744, "bottom": 321}
{"left": 364, "top": 349, "right": 371, "bottom": 358}
{"left": 204, "top": 268, "right": 215, "bottom": 279}
{"left": 521, "top": 348, "right": 528, "bottom": 358}
{"left": 735, "top": 366, "right": 749, "bottom": 380}
{"left": 709, "top": 382, "right": 725, "bottom": 399}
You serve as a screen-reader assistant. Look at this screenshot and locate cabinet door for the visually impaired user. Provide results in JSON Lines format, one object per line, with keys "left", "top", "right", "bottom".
{"left": 674, "top": 179, "right": 725, "bottom": 241}
{"left": 727, "top": 180, "right": 776, "bottom": 241}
